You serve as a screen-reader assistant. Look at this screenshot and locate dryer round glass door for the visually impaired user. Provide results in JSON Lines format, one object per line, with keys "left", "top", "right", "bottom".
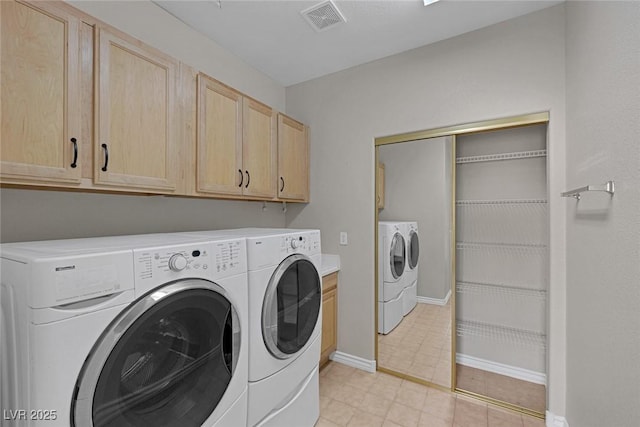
{"left": 409, "top": 230, "right": 419, "bottom": 270}
{"left": 72, "top": 279, "right": 240, "bottom": 427}
{"left": 262, "top": 254, "right": 321, "bottom": 359}
{"left": 390, "top": 232, "right": 406, "bottom": 279}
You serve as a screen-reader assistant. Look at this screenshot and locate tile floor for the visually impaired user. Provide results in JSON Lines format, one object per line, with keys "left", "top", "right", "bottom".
{"left": 317, "top": 362, "right": 545, "bottom": 427}
{"left": 455, "top": 364, "right": 546, "bottom": 414}
{"left": 378, "top": 301, "right": 452, "bottom": 388}
{"left": 377, "top": 300, "right": 545, "bottom": 414}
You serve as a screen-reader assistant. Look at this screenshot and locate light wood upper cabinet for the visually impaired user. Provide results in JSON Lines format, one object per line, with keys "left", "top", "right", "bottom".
{"left": 377, "top": 161, "right": 385, "bottom": 209}
{"left": 1, "top": 1, "right": 311, "bottom": 203}
{"left": 243, "top": 98, "right": 276, "bottom": 198}
{"left": 94, "top": 27, "right": 179, "bottom": 192}
{"left": 0, "top": 0, "right": 81, "bottom": 184}
{"left": 196, "top": 73, "right": 276, "bottom": 199}
{"left": 196, "top": 75, "right": 243, "bottom": 195}
{"left": 277, "top": 114, "right": 309, "bottom": 202}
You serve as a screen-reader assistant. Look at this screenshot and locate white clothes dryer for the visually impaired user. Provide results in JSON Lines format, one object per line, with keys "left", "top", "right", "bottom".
{"left": 181, "top": 228, "right": 322, "bottom": 427}
{"left": 1, "top": 233, "right": 248, "bottom": 427}
{"left": 378, "top": 221, "right": 406, "bottom": 334}
{"left": 401, "top": 221, "right": 420, "bottom": 316}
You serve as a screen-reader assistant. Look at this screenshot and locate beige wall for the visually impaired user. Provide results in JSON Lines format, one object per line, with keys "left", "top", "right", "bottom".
{"left": 285, "top": 4, "right": 567, "bottom": 416}
{"left": 0, "top": 0, "right": 287, "bottom": 243}
{"left": 0, "top": 189, "right": 287, "bottom": 243}
{"left": 565, "top": 2, "right": 640, "bottom": 426}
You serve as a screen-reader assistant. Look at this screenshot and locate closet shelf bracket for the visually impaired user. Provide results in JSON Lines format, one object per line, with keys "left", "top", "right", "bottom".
{"left": 561, "top": 180, "right": 615, "bottom": 200}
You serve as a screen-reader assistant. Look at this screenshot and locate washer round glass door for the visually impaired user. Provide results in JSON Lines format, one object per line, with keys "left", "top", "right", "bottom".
{"left": 390, "top": 232, "right": 406, "bottom": 279}
{"left": 262, "top": 254, "right": 321, "bottom": 359}
{"left": 408, "top": 230, "right": 419, "bottom": 270}
{"left": 72, "top": 279, "right": 240, "bottom": 427}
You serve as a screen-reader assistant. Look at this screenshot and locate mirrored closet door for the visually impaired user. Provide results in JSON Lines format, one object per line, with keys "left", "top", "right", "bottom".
{"left": 376, "top": 136, "right": 455, "bottom": 390}
{"left": 374, "top": 113, "right": 550, "bottom": 419}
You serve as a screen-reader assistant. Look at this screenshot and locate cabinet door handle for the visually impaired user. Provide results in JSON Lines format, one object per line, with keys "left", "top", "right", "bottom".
{"left": 70, "top": 138, "right": 78, "bottom": 168}
{"left": 245, "top": 170, "right": 250, "bottom": 188}
{"left": 280, "top": 177, "right": 285, "bottom": 192}
{"left": 238, "top": 169, "right": 243, "bottom": 187}
{"left": 101, "top": 144, "right": 109, "bottom": 172}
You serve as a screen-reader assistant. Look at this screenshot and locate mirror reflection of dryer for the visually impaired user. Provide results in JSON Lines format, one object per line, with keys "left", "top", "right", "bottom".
{"left": 378, "top": 221, "right": 407, "bottom": 334}
{"left": 401, "top": 221, "right": 420, "bottom": 316}
{"left": 0, "top": 233, "right": 249, "bottom": 427}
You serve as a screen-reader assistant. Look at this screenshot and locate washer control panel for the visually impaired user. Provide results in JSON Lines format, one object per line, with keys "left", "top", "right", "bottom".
{"left": 210, "top": 238, "right": 245, "bottom": 275}
{"left": 134, "top": 238, "right": 246, "bottom": 294}
{"left": 135, "top": 244, "right": 212, "bottom": 282}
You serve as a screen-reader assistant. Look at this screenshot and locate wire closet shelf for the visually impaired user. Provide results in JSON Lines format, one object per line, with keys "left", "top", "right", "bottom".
{"left": 456, "top": 149, "right": 547, "bottom": 164}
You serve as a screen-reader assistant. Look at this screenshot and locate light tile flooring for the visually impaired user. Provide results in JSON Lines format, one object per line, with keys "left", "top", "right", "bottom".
{"left": 317, "top": 362, "right": 545, "bottom": 427}
{"left": 378, "top": 301, "right": 452, "bottom": 388}
{"left": 377, "top": 301, "right": 545, "bottom": 414}
{"left": 456, "top": 365, "right": 546, "bottom": 414}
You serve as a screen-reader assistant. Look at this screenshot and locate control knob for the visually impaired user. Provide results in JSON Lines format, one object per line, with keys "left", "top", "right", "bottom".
{"left": 168, "top": 253, "right": 188, "bottom": 272}
{"left": 291, "top": 237, "right": 302, "bottom": 249}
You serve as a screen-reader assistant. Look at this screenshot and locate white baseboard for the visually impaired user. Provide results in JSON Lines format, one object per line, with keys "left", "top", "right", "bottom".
{"left": 417, "top": 289, "right": 451, "bottom": 306}
{"left": 546, "top": 411, "right": 569, "bottom": 427}
{"left": 330, "top": 351, "right": 376, "bottom": 373}
{"left": 456, "top": 353, "right": 546, "bottom": 385}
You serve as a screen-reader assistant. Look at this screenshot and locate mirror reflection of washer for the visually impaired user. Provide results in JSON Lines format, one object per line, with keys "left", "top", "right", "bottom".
{"left": 0, "top": 234, "right": 249, "bottom": 427}
{"left": 188, "top": 228, "right": 322, "bottom": 427}
{"left": 378, "top": 221, "right": 407, "bottom": 334}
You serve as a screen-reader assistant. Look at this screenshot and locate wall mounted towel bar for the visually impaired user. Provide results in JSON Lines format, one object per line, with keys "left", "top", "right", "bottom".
{"left": 561, "top": 180, "right": 615, "bottom": 200}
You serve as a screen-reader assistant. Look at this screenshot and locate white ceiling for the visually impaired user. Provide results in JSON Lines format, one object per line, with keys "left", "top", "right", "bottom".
{"left": 154, "top": 0, "right": 562, "bottom": 87}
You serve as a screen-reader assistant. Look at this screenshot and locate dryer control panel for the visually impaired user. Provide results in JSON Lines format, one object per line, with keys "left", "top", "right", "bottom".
{"left": 281, "top": 231, "right": 321, "bottom": 256}
{"left": 245, "top": 230, "right": 321, "bottom": 270}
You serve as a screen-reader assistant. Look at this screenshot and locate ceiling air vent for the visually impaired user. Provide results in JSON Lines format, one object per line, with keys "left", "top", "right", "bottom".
{"left": 301, "top": 0, "right": 347, "bottom": 32}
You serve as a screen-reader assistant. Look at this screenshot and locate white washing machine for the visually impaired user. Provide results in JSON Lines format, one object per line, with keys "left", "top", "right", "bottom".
{"left": 401, "top": 221, "right": 420, "bottom": 316}
{"left": 0, "top": 233, "right": 248, "bottom": 427}
{"left": 182, "top": 228, "right": 322, "bottom": 427}
{"left": 378, "top": 221, "right": 406, "bottom": 334}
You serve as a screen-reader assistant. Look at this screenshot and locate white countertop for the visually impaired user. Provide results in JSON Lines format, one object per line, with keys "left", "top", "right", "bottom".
{"left": 320, "top": 254, "right": 341, "bottom": 276}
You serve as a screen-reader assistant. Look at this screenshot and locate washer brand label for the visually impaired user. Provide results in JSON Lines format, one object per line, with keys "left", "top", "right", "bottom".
{"left": 55, "top": 265, "right": 118, "bottom": 303}
{"left": 55, "top": 265, "right": 75, "bottom": 271}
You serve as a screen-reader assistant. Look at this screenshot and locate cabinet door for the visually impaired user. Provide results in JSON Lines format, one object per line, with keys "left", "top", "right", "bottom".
{"left": 377, "top": 162, "right": 385, "bottom": 209}
{"left": 277, "top": 114, "right": 309, "bottom": 202}
{"left": 95, "top": 27, "right": 178, "bottom": 191}
{"left": 321, "top": 287, "right": 337, "bottom": 366}
{"left": 196, "top": 74, "right": 243, "bottom": 195}
{"left": 242, "top": 98, "right": 276, "bottom": 198}
{"left": 1, "top": 0, "right": 81, "bottom": 184}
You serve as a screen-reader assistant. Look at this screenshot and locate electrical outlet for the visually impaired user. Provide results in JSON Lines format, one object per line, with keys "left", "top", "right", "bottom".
{"left": 340, "top": 232, "right": 348, "bottom": 246}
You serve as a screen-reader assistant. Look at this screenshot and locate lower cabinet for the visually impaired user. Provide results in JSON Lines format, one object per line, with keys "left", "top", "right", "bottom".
{"left": 320, "top": 272, "right": 338, "bottom": 367}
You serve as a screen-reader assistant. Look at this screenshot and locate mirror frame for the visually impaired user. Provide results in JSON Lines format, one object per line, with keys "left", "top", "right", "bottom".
{"left": 373, "top": 111, "right": 550, "bottom": 415}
